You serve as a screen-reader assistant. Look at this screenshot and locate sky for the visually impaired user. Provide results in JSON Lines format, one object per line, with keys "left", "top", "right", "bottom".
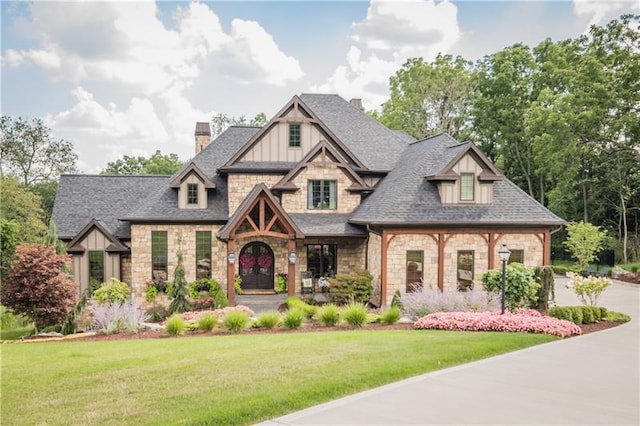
{"left": 1, "top": 0, "right": 639, "bottom": 174}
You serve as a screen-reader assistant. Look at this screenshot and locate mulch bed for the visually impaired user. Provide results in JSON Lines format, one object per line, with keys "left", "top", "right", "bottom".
{"left": 41, "top": 319, "right": 626, "bottom": 343}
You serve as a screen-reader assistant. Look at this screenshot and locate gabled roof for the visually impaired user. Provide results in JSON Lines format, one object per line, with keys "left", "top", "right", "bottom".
{"left": 217, "top": 183, "right": 303, "bottom": 240}
{"left": 350, "top": 133, "right": 565, "bottom": 226}
{"left": 299, "top": 94, "right": 414, "bottom": 171}
{"left": 52, "top": 175, "right": 170, "bottom": 240}
{"left": 66, "top": 219, "right": 129, "bottom": 253}
{"left": 272, "top": 140, "right": 371, "bottom": 192}
{"left": 169, "top": 162, "right": 216, "bottom": 189}
{"left": 289, "top": 214, "right": 367, "bottom": 237}
{"left": 124, "top": 126, "right": 260, "bottom": 222}
{"left": 425, "top": 141, "right": 503, "bottom": 182}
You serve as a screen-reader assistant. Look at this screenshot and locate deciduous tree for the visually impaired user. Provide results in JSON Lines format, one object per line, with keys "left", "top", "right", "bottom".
{"left": 2, "top": 244, "right": 77, "bottom": 331}
{"left": 101, "top": 150, "right": 183, "bottom": 175}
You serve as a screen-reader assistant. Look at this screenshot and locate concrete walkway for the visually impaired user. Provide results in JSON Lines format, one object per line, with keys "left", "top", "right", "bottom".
{"left": 261, "top": 278, "right": 640, "bottom": 425}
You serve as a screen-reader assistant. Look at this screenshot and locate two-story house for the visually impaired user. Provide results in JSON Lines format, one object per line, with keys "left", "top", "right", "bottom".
{"left": 52, "top": 94, "right": 564, "bottom": 306}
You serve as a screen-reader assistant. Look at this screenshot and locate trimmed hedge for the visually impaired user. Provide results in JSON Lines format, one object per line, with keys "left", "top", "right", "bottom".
{"left": 548, "top": 305, "right": 606, "bottom": 325}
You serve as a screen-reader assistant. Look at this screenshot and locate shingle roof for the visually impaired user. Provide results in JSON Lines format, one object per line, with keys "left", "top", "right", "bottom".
{"left": 289, "top": 214, "right": 367, "bottom": 237}
{"left": 52, "top": 175, "right": 170, "bottom": 239}
{"left": 350, "top": 133, "right": 565, "bottom": 226}
{"left": 123, "top": 126, "right": 260, "bottom": 222}
{"left": 299, "top": 94, "right": 413, "bottom": 171}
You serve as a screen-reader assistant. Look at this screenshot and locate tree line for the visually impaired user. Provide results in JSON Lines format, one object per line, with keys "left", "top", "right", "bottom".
{"left": 372, "top": 14, "right": 639, "bottom": 263}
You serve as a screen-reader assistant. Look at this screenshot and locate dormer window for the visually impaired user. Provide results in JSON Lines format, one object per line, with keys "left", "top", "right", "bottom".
{"left": 460, "top": 173, "right": 474, "bottom": 201}
{"left": 187, "top": 183, "right": 198, "bottom": 205}
{"left": 289, "top": 123, "right": 301, "bottom": 147}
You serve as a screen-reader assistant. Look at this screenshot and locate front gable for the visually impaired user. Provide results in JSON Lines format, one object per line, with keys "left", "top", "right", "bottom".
{"left": 169, "top": 162, "right": 216, "bottom": 210}
{"left": 222, "top": 95, "right": 365, "bottom": 169}
{"left": 67, "top": 219, "right": 129, "bottom": 254}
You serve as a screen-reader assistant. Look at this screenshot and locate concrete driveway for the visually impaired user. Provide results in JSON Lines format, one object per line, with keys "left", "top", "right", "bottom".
{"left": 261, "top": 278, "right": 640, "bottom": 425}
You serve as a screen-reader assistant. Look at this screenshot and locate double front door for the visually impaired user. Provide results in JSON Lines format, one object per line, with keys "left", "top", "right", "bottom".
{"left": 239, "top": 242, "right": 274, "bottom": 290}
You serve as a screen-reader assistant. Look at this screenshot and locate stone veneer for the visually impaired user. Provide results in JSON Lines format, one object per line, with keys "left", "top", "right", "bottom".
{"left": 130, "top": 224, "right": 225, "bottom": 304}
{"left": 367, "top": 232, "right": 382, "bottom": 305}
{"left": 227, "top": 174, "right": 283, "bottom": 215}
{"left": 281, "top": 163, "right": 361, "bottom": 214}
{"left": 385, "top": 232, "right": 545, "bottom": 305}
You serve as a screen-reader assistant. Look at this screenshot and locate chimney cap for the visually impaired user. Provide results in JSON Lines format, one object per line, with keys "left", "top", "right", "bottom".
{"left": 195, "top": 122, "right": 211, "bottom": 136}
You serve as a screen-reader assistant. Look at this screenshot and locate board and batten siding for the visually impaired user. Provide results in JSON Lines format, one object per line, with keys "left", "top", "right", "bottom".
{"left": 437, "top": 154, "right": 493, "bottom": 204}
{"left": 71, "top": 229, "right": 121, "bottom": 295}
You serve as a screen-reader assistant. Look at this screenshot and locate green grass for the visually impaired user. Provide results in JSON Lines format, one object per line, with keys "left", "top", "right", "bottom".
{"left": 620, "top": 262, "right": 640, "bottom": 273}
{"left": 1, "top": 330, "right": 555, "bottom": 425}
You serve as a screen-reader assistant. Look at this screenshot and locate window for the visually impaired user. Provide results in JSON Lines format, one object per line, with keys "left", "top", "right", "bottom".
{"left": 406, "top": 251, "right": 424, "bottom": 292}
{"left": 151, "top": 231, "right": 168, "bottom": 281}
{"left": 195, "top": 231, "right": 212, "bottom": 279}
{"left": 460, "top": 173, "right": 475, "bottom": 201}
{"left": 508, "top": 249, "right": 524, "bottom": 264}
{"left": 457, "top": 250, "right": 474, "bottom": 291}
{"left": 307, "top": 244, "right": 336, "bottom": 279}
{"left": 308, "top": 180, "right": 337, "bottom": 210}
{"left": 187, "top": 183, "right": 198, "bottom": 205}
{"left": 289, "top": 123, "right": 301, "bottom": 147}
{"left": 88, "top": 250, "right": 104, "bottom": 284}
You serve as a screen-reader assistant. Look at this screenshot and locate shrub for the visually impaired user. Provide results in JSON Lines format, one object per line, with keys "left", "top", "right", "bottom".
{"left": 196, "top": 313, "right": 218, "bottom": 331}
{"left": 286, "top": 296, "right": 317, "bottom": 318}
{"left": 90, "top": 300, "right": 149, "bottom": 334}
{"left": 548, "top": 306, "right": 604, "bottom": 325}
{"left": 146, "top": 285, "right": 159, "bottom": 302}
{"left": 315, "top": 304, "right": 340, "bottom": 327}
{"left": 533, "top": 266, "right": 555, "bottom": 310}
{"left": 380, "top": 306, "right": 402, "bottom": 325}
{"left": 189, "top": 278, "right": 228, "bottom": 309}
{"left": 569, "top": 306, "right": 584, "bottom": 324}
{"left": 255, "top": 310, "right": 281, "bottom": 329}
{"left": 581, "top": 306, "right": 596, "bottom": 324}
{"left": 604, "top": 311, "right": 631, "bottom": 322}
{"left": 551, "top": 264, "right": 573, "bottom": 275}
{"left": 548, "top": 306, "right": 573, "bottom": 322}
{"left": 400, "top": 286, "right": 499, "bottom": 319}
{"left": 415, "top": 310, "right": 582, "bottom": 338}
{"left": 391, "top": 290, "right": 403, "bottom": 309}
{"left": 169, "top": 249, "right": 192, "bottom": 314}
{"left": 165, "top": 314, "right": 187, "bottom": 336}
{"left": 568, "top": 272, "right": 611, "bottom": 306}
{"left": 342, "top": 302, "right": 368, "bottom": 327}
{"left": 481, "top": 263, "right": 540, "bottom": 311}
{"left": 599, "top": 307, "right": 608, "bottom": 318}
{"left": 145, "top": 304, "right": 170, "bottom": 323}
{"left": 275, "top": 273, "right": 288, "bottom": 293}
{"left": 1, "top": 244, "right": 77, "bottom": 331}
{"left": 282, "top": 309, "right": 305, "bottom": 330}
{"left": 223, "top": 310, "right": 249, "bottom": 333}
{"left": 328, "top": 269, "right": 373, "bottom": 304}
{"left": 94, "top": 278, "right": 131, "bottom": 305}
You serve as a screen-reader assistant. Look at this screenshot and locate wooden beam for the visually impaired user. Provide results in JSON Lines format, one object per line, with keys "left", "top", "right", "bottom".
{"left": 543, "top": 230, "right": 551, "bottom": 265}
{"left": 437, "top": 233, "right": 445, "bottom": 291}
{"left": 488, "top": 233, "right": 496, "bottom": 269}
{"left": 227, "top": 239, "right": 236, "bottom": 306}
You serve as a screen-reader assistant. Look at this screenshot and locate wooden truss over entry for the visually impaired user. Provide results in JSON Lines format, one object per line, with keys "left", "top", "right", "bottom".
{"left": 218, "top": 183, "right": 302, "bottom": 304}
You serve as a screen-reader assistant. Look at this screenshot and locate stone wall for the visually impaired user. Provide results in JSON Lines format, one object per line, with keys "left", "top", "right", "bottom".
{"left": 367, "top": 232, "right": 382, "bottom": 306}
{"left": 442, "top": 234, "right": 489, "bottom": 289}
{"left": 494, "top": 234, "right": 543, "bottom": 267}
{"left": 227, "top": 174, "right": 283, "bottom": 215}
{"left": 121, "top": 254, "right": 132, "bottom": 286}
{"left": 281, "top": 163, "right": 361, "bottom": 214}
{"left": 387, "top": 234, "right": 439, "bottom": 300}
{"left": 130, "top": 224, "right": 224, "bottom": 304}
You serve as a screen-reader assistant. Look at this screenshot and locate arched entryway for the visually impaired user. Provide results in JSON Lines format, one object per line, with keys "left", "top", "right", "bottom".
{"left": 239, "top": 242, "right": 274, "bottom": 291}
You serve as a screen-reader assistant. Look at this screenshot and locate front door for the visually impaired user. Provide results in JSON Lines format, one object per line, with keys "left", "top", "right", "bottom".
{"left": 239, "top": 242, "right": 274, "bottom": 291}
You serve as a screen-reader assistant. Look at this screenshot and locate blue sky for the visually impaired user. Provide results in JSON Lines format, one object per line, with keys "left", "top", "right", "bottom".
{"left": 2, "top": 1, "right": 638, "bottom": 173}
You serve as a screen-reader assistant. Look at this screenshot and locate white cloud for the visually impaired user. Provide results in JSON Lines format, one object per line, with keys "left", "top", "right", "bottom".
{"left": 313, "top": 0, "right": 460, "bottom": 111}
{"left": 573, "top": 0, "right": 639, "bottom": 28}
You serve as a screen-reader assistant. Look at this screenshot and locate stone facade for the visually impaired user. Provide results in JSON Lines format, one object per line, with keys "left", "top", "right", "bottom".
{"left": 367, "top": 232, "right": 382, "bottom": 305}
{"left": 227, "top": 174, "right": 283, "bottom": 215}
{"left": 130, "top": 224, "right": 225, "bottom": 304}
{"left": 281, "top": 163, "right": 361, "bottom": 214}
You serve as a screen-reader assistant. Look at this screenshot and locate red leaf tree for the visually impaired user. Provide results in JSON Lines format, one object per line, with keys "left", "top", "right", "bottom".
{"left": 2, "top": 244, "right": 77, "bottom": 331}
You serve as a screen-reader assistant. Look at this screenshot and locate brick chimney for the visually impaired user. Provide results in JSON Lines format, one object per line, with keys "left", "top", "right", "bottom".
{"left": 349, "top": 98, "right": 364, "bottom": 112}
{"left": 194, "top": 122, "right": 211, "bottom": 154}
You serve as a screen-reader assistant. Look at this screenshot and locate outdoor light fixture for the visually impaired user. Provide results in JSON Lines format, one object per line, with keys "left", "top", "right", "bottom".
{"left": 227, "top": 252, "right": 236, "bottom": 265}
{"left": 498, "top": 244, "right": 511, "bottom": 314}
{"left": 288, "top": 251, "right": 297, "bottom": 264}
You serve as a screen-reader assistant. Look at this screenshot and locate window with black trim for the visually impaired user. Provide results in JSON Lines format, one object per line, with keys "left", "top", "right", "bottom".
{"left": 307, "top": 244, "right": 336, "bottom": 279}
{"left": 195, "top": 231, "right": 212, "bottom": 279}
{"left": 508, "top": 249, "right": 524, "bottom": 264}
{"left": 460, "top": 173, "right": 475, "bottom": 201}
{"left": 88, "top": 250, "right": 104, "bottom": 284}
{"left": 406, "top": 250, "right": 423, "bottom": 292}
{"left": 289, "top": 123, "right": 301, "bottom": 147}
{"left": 457, "top": 250, "right": 474, "bottom": 291}
{"left": 187, "top": 183, "right": 198, "bottom": 205}
{"left": 151, "top": 231, "right": 168, "bottom": 281}
{"left": 308, "top": 180, "right": 337, "bottom": 210}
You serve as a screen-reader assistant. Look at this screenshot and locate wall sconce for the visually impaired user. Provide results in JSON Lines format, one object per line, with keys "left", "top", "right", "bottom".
{"left": 288, "top": 251, "right": 297, "bottom": 264}
{"left": 228, "top": 252, "right": 236, "bottom": 265}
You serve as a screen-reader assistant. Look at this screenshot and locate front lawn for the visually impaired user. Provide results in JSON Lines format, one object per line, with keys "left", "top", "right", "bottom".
{"left": 1, "top": 330, "right": 555, "bottom": 425}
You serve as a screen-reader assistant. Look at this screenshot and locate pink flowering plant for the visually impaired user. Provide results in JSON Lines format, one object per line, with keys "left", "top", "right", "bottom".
{"left": 180, "top": 305, "right": 256, "bottom": 322}
{"left": 414, "top": 309, "right": 582, "bottom": 338}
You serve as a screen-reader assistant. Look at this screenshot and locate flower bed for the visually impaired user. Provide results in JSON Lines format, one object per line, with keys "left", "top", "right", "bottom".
{"left": 414, "top": 310, "right": 582, "bottom": 338}
{"left": 180, "top": 305, "right": 255, "bottom": 322}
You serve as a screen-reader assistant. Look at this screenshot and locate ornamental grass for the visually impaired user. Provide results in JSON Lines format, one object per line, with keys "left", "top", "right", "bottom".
{"left": 414, "top": 309, "right": 582, "bottom": 338}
